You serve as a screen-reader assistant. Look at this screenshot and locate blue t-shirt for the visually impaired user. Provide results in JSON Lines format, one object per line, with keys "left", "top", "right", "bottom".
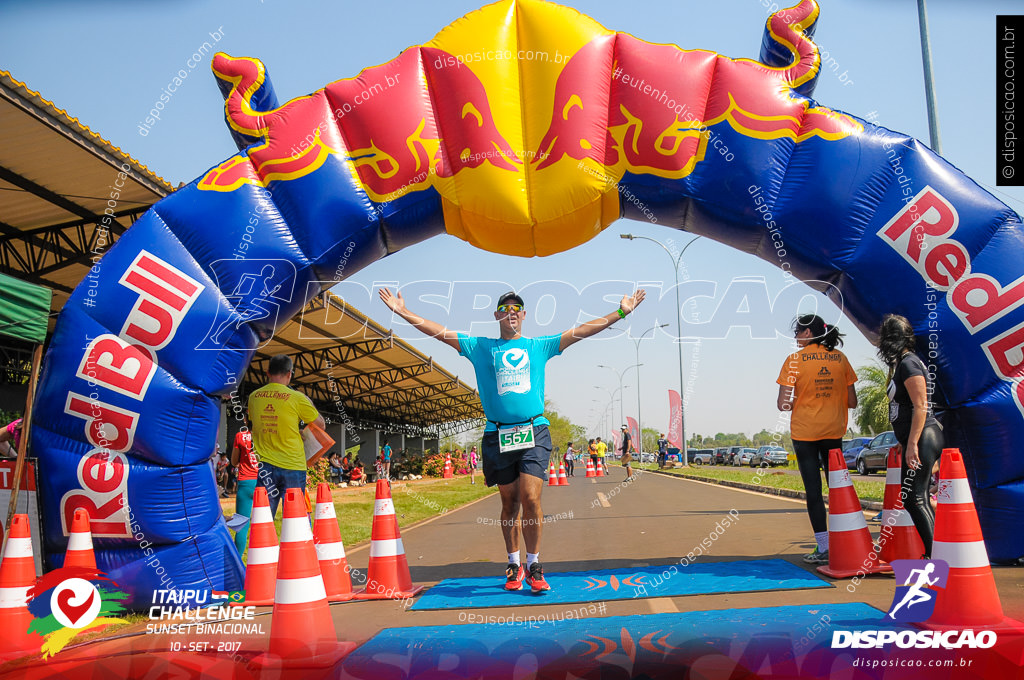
{"left": 458, "top": 334, "right": 562, "bottom": 432}
{"left": 382, "top": 444, "right": 392, "bottom": 460}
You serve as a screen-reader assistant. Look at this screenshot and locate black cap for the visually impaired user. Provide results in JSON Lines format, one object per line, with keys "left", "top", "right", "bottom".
{"left": 496, "top": 291, "right": 524, "bottom": 309}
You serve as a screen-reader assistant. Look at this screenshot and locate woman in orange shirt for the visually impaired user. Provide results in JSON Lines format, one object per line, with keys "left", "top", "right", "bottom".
{"left": 776, "top": 314, "right": 858, "bottom": 565}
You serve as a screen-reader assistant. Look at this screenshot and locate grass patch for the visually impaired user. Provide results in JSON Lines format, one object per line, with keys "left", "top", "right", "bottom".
{"left": 221, "top": 477, "right": 497, "bottom": 560}
{"left": 636, "top": 462, "right": 887, "bottom": 503}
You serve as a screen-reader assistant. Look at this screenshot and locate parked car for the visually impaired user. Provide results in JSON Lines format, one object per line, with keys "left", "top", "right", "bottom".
{"left": 734, "top": 448, "right": 758, "bottom": 466}
{"left": 713, "top": 447, "right": 730, "bottom": 465}
{"left": 691, "top": 448, "right": 714, "bottom": 465}
{"left": 842, "top": 437, "right": 874, "bottom": 470}
{"left": 856, "top": 431, "right": 898, "bottom": 475}
{"left": 752, "top": 445, "right": 786, "bottom": 467}
{"left": 764, "top": 449, "right": 790, "bottom": 466}
{"left": 724, "top": 445, "right": 746, "bottom": 465}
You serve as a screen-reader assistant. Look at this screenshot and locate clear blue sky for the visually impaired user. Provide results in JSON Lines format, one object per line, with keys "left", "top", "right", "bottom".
{"left": 3, "top": 0, "right": 1022, "bottom": 443}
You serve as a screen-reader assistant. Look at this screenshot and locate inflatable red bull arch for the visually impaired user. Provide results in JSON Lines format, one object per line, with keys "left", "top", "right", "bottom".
{"left": 31, "top": 0, "right": 1024, "bottom": 605}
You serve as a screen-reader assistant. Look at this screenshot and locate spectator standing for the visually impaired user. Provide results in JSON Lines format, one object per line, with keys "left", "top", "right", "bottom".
{"left": 596, "top": 437, "right": 608, "bottom": 474}
{"left": 564, "top": 441, "right": 575, "bottom": 476}
{"left": 620, "top": 425, "right": 635, "bottom": 479}
{"left": 216, "top": 451, "right": 229, "bottom": 497}
{"left": 657, "top": 433, "right": 668, "bottom": 468}
{"left": 380, "top": 439, "right": 393, "bottom": 481}
{"left": 776, "top": 314, "right": 858, "bottom": 565}
{"left": 247, "top": 354, "right": 325, "bottom": 517}
{"left": 231, "top": 423, "right": 259, "bottom": 555}
{"left": 469, "top": 445, "right": 478, "bottom": 484}
{"left": 877, "top": 314, "right": 944, "bottom": 557}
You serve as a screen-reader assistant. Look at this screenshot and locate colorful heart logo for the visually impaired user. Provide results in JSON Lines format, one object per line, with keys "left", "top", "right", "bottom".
{"left": 56, "top": 587, "right": 95, "bottom": 627}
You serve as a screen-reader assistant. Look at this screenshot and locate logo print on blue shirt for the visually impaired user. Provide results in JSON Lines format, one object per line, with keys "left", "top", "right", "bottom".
{"left": 496, "top": 348, "right": 531, "bottom": 395}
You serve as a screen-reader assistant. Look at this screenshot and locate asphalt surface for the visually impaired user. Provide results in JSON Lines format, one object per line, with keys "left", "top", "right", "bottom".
{"left": 331, "top": 468, "right": 1024, "bottom": 642}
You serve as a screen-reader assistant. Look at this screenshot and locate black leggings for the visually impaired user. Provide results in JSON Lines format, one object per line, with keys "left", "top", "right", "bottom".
{"left": 898, "top": 423, "right": 944, "bottom": 557}
{"left": 792, "top": 438, "right": 842, "bottom": 534}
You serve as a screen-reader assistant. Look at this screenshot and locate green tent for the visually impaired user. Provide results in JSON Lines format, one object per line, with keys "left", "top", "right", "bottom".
{"left": 0, "top": 273, "right": 52, "bottom": 344}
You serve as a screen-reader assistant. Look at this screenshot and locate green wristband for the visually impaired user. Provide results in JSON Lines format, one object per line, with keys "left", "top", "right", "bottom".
{"left": 617, "top": 307, "right": 626, "bottom": 318}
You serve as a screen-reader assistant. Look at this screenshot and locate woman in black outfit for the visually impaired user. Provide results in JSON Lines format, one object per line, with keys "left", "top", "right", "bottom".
{"left": 877, "top": 314, "right": 944, "bottom": 558}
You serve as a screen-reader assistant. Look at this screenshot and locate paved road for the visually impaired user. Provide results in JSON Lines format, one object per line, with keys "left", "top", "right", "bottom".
{"left": 332, "top": 469, "right": 1024, "bottom": 643}
{"left": 17, "top": 469, "right": 1021, "bottom": 677}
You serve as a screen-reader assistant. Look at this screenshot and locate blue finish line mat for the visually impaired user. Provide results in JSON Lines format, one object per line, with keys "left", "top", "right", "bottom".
{"left": 410, "top": 558, "right": 831, "bottom": 610}
{"left": 341, "top": 603, "right": 905, "bottom": 678}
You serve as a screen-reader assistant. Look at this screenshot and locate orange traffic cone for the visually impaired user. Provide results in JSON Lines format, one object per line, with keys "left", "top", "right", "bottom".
{"left": 312, "top": 482, "right": 353, "bottom": 602}
{"left": 443, "top": 453, "right": 453, "bottom": 479}
{"left": 585, "top": 458, "right": 595, "bottom": 477}
{"left": 596, "top": 458, "right": 605, "bottom": 477}
{"left": 547, "top": 463, "right": 558, "bottom": 486}
{"left": 817, "top": 449, "right": 892, "bottom": 578}
{"left": 355, "top": 479, "right": 423, "bottom": 600}
{"left": 63, "top": 508, "right": 97, "bottom": 570}
{"left": 236, "top": 486, "right": 278, "bottom": 606}
{"left": 558, "top": 463, "right": 569, "bottom": 486}
{"left": 0, "top": 515, "right": 42, "bottom": 660}
{"left": 877, "top": 446, "right": 925, "bottom": 563}
{"left": 926, "top": 449, "right": 1023, "bottom": 629}
{"left": 251, "top": 488, "right": 355, "bottom": 669}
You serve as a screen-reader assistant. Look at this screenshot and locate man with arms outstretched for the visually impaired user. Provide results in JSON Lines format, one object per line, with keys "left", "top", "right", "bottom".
{"left": 379, "top": 287, "right": 645, "bottom": 592}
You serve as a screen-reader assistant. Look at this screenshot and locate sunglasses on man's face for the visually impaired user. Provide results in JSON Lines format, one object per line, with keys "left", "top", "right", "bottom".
{"left": 497, "top": 304, "right": 524, "bottom": 313}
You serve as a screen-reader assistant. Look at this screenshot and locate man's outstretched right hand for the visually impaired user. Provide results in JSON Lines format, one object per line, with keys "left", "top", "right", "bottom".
{"left": 378, "top": 288, "right": 407, "bottom": 315}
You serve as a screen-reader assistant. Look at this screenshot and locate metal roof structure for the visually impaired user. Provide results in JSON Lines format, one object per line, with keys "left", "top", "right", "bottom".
{"left": 241, "top": 292, "right": 483, "bottom": 438}
{"left": 0, "top": 69, "right": 174, "bottom": 314}
{"left": 0, "top": 69, "right": 483, "bottom": 436}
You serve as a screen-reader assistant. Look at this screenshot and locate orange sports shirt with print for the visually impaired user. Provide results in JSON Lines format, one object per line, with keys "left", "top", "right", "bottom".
{"left": 776, "top": 345, "right": 857, "bottom": 440}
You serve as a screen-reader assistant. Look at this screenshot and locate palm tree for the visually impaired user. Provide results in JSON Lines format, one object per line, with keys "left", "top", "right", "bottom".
{"left": 855, "top": 362, "right": 891, "bottom": 435}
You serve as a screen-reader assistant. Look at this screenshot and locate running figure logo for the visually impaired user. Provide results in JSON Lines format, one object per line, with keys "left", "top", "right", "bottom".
{"left": 886, "top": 559, "right": 949, "bottom": 622}
{"left": 200, "top": 260, "right": 296, "bottom": 348}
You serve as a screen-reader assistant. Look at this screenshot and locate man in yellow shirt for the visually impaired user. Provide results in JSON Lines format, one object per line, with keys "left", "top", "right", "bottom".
{"left": 595, "top": 437, "right": 608, "bottom": 474}
{"left": 247, "top": 354, "right": 324, "bottom": 517}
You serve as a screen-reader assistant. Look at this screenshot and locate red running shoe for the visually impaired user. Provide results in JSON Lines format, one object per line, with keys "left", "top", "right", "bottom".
{"left": 505, "top": 563, "right": 524, "bottom": 591}
{"left": 525, "top": 562, "right": 551, "bottom": 592}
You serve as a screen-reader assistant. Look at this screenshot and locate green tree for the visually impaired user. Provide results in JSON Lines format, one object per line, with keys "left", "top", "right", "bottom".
{"left": 855, "top": 362, "right": 891, "bottom": 435}
{"left": 543, "top": 401, "right": 586, "bottom": 461}
{"left": 641, "top": 427, "right": 659, "bottom": 453}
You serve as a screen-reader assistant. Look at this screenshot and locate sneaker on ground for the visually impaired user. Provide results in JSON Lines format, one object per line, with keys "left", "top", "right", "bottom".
{"left": 525, "top": 562, "right": 551, "bottom": 592}
{"left": 802, "top": 548, "right": 829, "bottom": 565}
{"left": 505, "top": 563, "right": 524, "bottom": 591}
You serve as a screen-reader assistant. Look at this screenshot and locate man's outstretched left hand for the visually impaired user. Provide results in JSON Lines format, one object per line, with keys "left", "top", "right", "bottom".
{"left": 619, "top": 289, "right": 646, "bottom": 315}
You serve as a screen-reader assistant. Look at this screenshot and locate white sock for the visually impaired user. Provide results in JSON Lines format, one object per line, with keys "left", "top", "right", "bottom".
{"left": 814, "top": 531, "right": 829, "bottom": 552}
{"left": 526, "top": 552, "right": 539, "bottom": 568}
{"left": 508, "top": 551, "right": 520, "bottom": 566}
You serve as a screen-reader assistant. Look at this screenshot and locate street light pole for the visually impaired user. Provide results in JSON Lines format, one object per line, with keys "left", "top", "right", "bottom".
{"left": 593, "top": 385, "right": 623, "bottom": 440}
{"left": 621, "top": 233, "right": 702, "bottom": 465}
{"left": 633, "top": 323, "right": 669, "bottom": 464}
{"left": 597, "top": 363, "right": 641, "bottom": 426}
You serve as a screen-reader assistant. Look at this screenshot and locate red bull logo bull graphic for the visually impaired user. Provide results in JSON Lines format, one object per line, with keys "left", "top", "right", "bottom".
{"left": 199, "top": 47, "right": 520, "bottom": 204}
{"left": 534, "top": 26, "right": 860, "bottom": 180}
{"left": 198, "top": 0, "right": 858, "bottom": 257}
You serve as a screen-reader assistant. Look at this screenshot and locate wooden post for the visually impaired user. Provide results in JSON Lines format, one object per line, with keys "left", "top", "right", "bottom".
{"left": 4, "top": 342, "right": 43, "bottom": 548}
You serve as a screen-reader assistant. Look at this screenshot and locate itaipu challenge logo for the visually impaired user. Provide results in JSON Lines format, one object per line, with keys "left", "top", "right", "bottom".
{"left": 26, "top": 566, "right": 130, "bottom": 658}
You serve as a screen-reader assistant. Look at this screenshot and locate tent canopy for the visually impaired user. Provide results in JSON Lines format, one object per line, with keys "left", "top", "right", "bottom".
{"left": 0, "top": 272, "right": 51, "bottom": 344}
